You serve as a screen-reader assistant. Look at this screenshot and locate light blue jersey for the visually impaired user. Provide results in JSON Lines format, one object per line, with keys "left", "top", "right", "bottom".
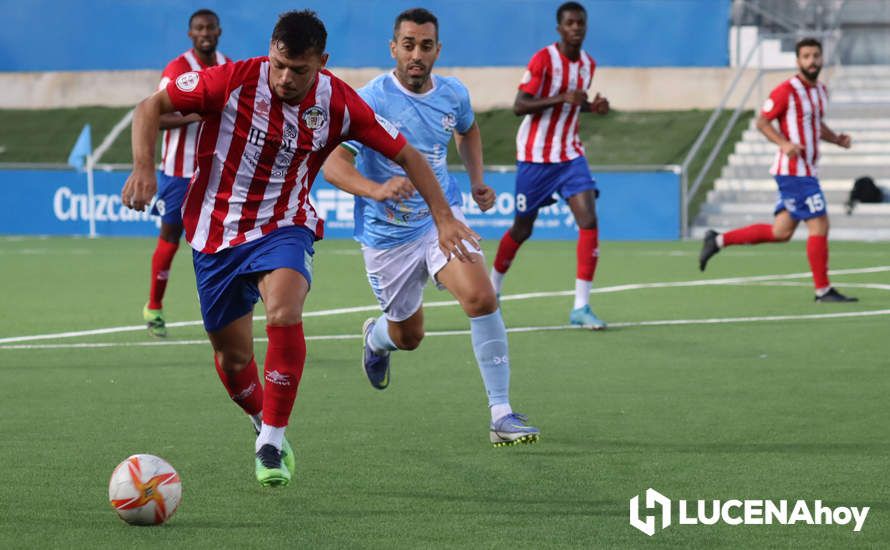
{"left": 343, "top": 72, "right": 474, "bottom": 248}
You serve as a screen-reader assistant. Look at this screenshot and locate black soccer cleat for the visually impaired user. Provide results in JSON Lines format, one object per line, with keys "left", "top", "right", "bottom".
{"left": 699, "top": 229, "right": 720, "bottom": 272}
{"left": 815, "top": 287, "right": 859, "bottom": 303}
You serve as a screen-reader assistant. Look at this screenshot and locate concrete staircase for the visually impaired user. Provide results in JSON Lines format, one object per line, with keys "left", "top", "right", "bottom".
{"left": 691, "top": 65, "right": 890, "bottom": 241}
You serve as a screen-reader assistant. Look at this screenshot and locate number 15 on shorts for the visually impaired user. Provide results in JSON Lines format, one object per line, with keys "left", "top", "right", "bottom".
{"left": 805, "top": 193, "right": 825, "bottom": 214}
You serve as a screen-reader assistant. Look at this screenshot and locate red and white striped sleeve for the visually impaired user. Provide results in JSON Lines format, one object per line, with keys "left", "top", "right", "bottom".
{"left": 761, "top": 83, "right": 790, "bottom": 121}
{"left": 518, "top": 49, "right": 549, "bottom": 97}
{"left": 165, "top": 62, "right": 233, "bottom": 116}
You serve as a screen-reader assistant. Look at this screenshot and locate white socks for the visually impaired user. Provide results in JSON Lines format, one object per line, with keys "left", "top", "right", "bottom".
{"left": 256, "top": 423, "right": 285, "bottom": 452}
{"left": 491, "top": 403, "right": 513, "bottom": 423}
{"left": 490, "top": 268, "right": 505, "bottom": 294}
{"left": 716, "top": 234, "right": 725, "bottom": 248}
{"left": 574, "top": 279, "right": 592, "bottom": 310}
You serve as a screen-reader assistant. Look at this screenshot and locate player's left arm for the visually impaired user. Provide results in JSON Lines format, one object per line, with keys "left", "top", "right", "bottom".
{"left": 454, "top": 122, "right": 494, "bottom": 212}
{"left": 820, "top": 122, "right": 852, "bottom": 149}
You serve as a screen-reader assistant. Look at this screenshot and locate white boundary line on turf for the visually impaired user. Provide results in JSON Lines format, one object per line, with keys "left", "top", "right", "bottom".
{"left": 3, "top": 308, "right": 889, "bottom": 351}
{"left": 1, "top": 265, "right": 888, "bottom": 346}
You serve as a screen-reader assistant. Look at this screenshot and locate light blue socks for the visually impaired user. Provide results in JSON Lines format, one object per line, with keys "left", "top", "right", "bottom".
{"left": 368, "top": 313, "right": 398, "bottom": 355}
{"left": 470, "top": 308, "right": 511, "bottom": 408}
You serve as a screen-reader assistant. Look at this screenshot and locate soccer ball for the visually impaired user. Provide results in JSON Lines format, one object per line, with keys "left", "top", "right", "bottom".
{"left": 108, "top": 454, "right": 182, "bottom": 525}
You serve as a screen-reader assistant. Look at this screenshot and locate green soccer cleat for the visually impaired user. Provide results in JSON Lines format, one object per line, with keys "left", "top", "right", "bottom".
{"left": 280, "top": 436, "right": 296, "bottom": 477}
{"left": 142, "top": 303, "right": 167, "bottom": 338}
{"left": 255, "top": 444, "right": 291, "bottom": 487}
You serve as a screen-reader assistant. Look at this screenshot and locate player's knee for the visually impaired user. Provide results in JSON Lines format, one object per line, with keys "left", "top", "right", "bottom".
{"left": 773, "top": 228, "right": 793, "bottom": 242}
{"left": 215, "top": 350, "right": 253, "bottom": 374}
{"left": 265, "top": 305, "right": 303, "bottom": 327}
{"left": 395, "top": 329, "right": 424, "bottom": 351}
{"left": 461, "top": 288, "right": 498, "bottom": 317}
{"left": 576, "top": 216, "right": 597, "bottom": 230}
{"left": 510, "top": 223, "right": 533, "bottom": 243}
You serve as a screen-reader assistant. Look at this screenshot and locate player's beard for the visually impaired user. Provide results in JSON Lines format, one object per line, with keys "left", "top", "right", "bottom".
{"left": 802, "top": 65, "right": 821, "bottom": 82}
{"left": 401, "top": 63, "right": 430, "bottom": 92}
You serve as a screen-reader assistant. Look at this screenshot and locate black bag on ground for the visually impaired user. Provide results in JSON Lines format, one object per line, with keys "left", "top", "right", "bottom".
{"left": 846, "top": 176, "right": 883, "bottom": 215}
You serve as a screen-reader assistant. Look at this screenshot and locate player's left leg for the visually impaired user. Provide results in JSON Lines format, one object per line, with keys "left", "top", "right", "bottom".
{"left": 436, "top": 247, "right": 539, "bottom": 447}
{"left": 805, "top": 214, "right": 857, "bottom": 302}
{"left": 566, "top": 189, "right": 606, "bottom": 330}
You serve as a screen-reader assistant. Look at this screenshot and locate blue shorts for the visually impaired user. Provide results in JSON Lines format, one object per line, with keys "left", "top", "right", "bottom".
{"left": 192, "top": 226, "right": 315, "bottom": 332}
{"left": 150, "top": 173, "right": 189, "bottom": 225}
{"left": 515, "top": 156, "right": 598, "bottom": 216}
{"left": 773, "top": 176, "right": 827, "bottom": 220}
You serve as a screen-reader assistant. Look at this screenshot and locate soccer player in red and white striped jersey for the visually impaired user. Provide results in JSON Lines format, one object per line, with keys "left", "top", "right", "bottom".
{"left": 143, "top": 9, "right": 230, "bottom": 337}
{"left": 699, "top": 38, "right": 857, "bottom": 303}
{"left": 122, "top": 10, "right": 479, "bottom": 487}
{"left": 490, "top": 1, "right": 611, "bottom": 330}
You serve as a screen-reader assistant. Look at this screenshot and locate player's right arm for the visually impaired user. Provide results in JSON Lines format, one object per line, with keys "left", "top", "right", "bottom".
{"left": 756, "top": 84, "right": 801, "bottom": 158}
{"left": 122, "top": 89, "right": 178, "bottom": 211}
{"left": 321, "top": 146, "right": 414, "bottom": 202}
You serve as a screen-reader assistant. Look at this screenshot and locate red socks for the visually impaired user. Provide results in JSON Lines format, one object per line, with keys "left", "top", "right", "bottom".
{"left": 807, "top": 235, "right": 830, "bottom": 289}
{"left": 214, "top": 355, "right": 263, "bottom": 416}
{"left": 576, "top": 228, "right": 599, "bottom": 281}
{"left": 148, "top": 237, "right": 179, "bottom": 309}
{"left": 493, "top": 230, "right": 522, "bottom": 274}
{"left": 722, "top": 224, "right": 775, "bottom": 246}
{"left": 262, "top": 324, "right": 307, "bottom": 428}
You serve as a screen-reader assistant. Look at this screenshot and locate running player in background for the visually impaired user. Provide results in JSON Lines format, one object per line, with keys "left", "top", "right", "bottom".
{"left": 143, "top": 8, "right": 230, "bottom": 337}
{"left": 322, "top": 8, "right": 539, "bottom": 447}
{"left": 121, "top": 10, "right": 479, "bottom": 487}
{"left": 699, "top": 38, "right": 858, "bottom": 303}
{"left": 490, "top": 1, "right": 611, "bottom": 330}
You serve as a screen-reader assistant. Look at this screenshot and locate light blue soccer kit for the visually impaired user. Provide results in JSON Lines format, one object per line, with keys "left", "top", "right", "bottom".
{"left": 347, "top": 72, "right": 511, "bottom": 409}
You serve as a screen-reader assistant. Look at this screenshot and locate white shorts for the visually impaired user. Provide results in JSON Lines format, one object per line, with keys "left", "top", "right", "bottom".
{"left": 362, "top": 206, "right": 481, "bottom": 322}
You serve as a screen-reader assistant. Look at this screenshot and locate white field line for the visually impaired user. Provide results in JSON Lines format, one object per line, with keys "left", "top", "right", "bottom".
{"left": 3, "top": 309, "right": 889, "bottom": 351}
{"left": 1, "top": 265, "right": 888, "bottom": 346}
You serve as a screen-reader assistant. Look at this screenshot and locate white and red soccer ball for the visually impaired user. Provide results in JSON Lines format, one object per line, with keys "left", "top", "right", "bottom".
{"left": 108, "top": 454, "right": 181, "bottom": 525}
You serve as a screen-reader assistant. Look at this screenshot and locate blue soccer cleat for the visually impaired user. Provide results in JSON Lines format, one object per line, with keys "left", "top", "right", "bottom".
{"left": 569, "top": 304, "right": 607, "bottom": 330}
{"left": 362, "top": 318, "right": 391, "bottom": 390}
{"left": 490, "top": 413, "right": 540, "bottom": 447}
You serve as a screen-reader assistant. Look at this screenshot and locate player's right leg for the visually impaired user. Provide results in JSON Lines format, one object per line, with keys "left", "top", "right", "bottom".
{"left": 144, "top": 173, "right": 188, "bottom": 337}
{"left": 360, "top": 240, "right": 428, "bottom": 390}
{"left": 699, "top": 211, "right": 796, "bottom": 272}
{"left": 436, "top": 227, "right": 539, "bottom": 447}
{"left": 491, "top": 160, "right": 556, "bottom": 295}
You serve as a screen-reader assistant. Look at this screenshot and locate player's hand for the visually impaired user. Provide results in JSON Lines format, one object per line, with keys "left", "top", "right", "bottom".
{"left": 780, "top": 141, "right": 802, "bottom": 158}
{"left": 472, "top": 184, "right": 496, "bottom": 212}
{"left": 836, "top": 133, "right": 852, "bottom": 149}
{"left": 590, "top": 93, "right": 610, "bottom": 115}
{"left": 562, "top": 90, "right": 588, "bottom": 106}
{"left": 121, "top": 167, "right": 157, "bottom": 211}
{"left": 435, "top": 213, "right": 481, "bottom": 263}
{"left": 373, "top": 176, "right": 414, "bottom": 202}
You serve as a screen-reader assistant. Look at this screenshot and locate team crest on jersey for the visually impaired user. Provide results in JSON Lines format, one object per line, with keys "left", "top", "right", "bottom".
{"left": 375, "top": 113, "right": 399, "bottom": 139}
{"left": 441, "top": 113, "right": 457, "bottom": 132}
{"left": 175, "top": 72, "right": 199, "bottom": 92}
{"left": 301, "top": 106, "right": 328, "bottom": 130}
{"left": 579, "top": 65, "right": 590, "bottom": 80}
{"left": 762, "top": 98, "right": 775, "bottom": 113}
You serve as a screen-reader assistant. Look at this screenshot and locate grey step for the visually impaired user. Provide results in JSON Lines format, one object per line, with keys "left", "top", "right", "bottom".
{"left": 714, "top": 178, "right": 886, "bottom": 191}
{"left": 722, "top": 165, "right": 890, "bottom": 178}
{"left": 688, "top": 225, "right": 890, "bottom": 241}
{"left": 699, "top": 202, "right": 890, "bottom": 216}
{"left": 741, "top": 130, "right": 890, "bottom": 142}
{"left": 823, "top": 104, "right": 890, "bottom": 118}
{"left": 706, "top": 190, "right": 851, "bottom": 203}
{"left": 694, "top": 212, "right": 890, "bottom": 229}
{"left": 735, "top": 142, "right": 890, "bottom": 154}
{"left": 728, "top": 153, "right": 890, "bottom": 166}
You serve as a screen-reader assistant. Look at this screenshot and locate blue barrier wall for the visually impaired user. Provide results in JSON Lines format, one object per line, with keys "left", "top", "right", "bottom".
{"left": 0, "top": 1, "right": 728, "bottom": 71}
{"left": 0, "top": 169, "right": 679, "bottom": 240}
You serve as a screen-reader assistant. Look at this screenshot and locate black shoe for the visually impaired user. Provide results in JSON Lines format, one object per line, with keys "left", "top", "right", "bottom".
{"left": 815, "top": 288, "right": 859, "bottom": 303}
{"left": 699, "top": 230, "right": 720, "bottom": 272}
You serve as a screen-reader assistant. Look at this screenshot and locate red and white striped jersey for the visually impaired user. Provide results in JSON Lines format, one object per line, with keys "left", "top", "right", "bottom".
{"left": 166, "top": 57, "right": 407, "bottom": 254}
{"left": 515, "top": 43, "right": 595, "bottom": 163}
{"left": 761, "top": 75, "right": 829, "bottom": 177}
{"left": 158, "top": 49, "right": 230, "bottom": 178}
